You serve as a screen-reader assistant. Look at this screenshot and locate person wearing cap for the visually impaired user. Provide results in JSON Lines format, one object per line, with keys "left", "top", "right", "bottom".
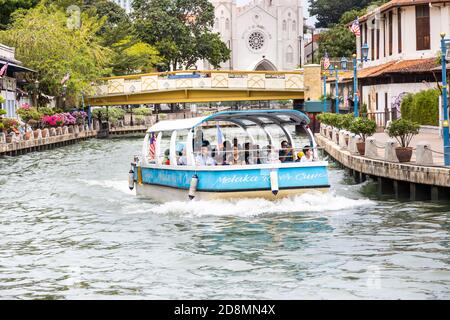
{"left": 195, "top": 141, "right": 216, "bottom": 166}
{"left": 300, "top": 146, "right": 313, "bottom": 162}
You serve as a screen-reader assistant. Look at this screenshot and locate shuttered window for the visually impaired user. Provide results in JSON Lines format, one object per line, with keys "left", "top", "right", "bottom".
{"left": 371, "top": 27, "right": 375, "bottom": 61}
{"left": 388, "top": 11, "right": 393, "bottom": 55}
{"left": 398, "top": 8, "right": 402, "bottom": 53}
{"left": 416, "top": 5, "right": 430, "bottom": 50}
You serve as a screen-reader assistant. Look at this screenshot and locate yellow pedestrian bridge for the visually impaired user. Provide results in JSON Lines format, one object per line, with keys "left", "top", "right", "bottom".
{"left": 87, "top": 66, "right": 322, "bottom": 106}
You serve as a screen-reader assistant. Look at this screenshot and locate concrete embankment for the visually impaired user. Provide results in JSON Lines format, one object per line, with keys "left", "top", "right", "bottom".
{"left": 316, "top": 134, "right": 450, "bottom": 201}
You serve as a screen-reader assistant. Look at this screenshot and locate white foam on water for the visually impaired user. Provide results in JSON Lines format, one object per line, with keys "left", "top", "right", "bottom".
{"left": 150, "top": 191, "right": 375, "bottom": 218}
{"left": 78, "top": 179, "right": 134, "bottom": 195}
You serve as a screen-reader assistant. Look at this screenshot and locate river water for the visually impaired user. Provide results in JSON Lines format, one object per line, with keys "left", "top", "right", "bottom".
{"left": 0, "top": 136, "right": 449, "bottom": 300}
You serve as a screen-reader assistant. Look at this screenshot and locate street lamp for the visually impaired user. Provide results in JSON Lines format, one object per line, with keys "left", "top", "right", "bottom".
{"left": 34, "top": 80, "right": 39, "bottom": 110}
{"left": 352, "top": 42, "right": 370, "bottom": 117}
{"left": 439, "top": 32, "right": 450, "bottom": 166}
{"left": 62, "top": 84, "right": 67, "bottom": 110}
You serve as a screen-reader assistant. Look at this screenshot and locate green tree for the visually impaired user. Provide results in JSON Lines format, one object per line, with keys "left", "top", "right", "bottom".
{"left": 310, "top": 0, "right": 374, "bottom": 28}
{"left": 132, "top": 0, "right": 230, "bottom": 70}
{"left": 0, "top": 0, "right": 39, "bottom": 29}
{"left": 0, "top": 4, "right": 112, "bottom": 106}
{"left": 318, "top": 24, "right": 356, "bottom": 58}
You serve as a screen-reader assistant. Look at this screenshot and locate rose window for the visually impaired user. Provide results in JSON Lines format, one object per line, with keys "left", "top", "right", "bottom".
{"left": 248, "top": 32, "right": 265, "bottom": 51}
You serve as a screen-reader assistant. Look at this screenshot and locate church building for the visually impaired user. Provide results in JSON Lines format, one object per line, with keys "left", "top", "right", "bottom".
{"left": 203, "top": 0, "right": 305, "bottom": 71}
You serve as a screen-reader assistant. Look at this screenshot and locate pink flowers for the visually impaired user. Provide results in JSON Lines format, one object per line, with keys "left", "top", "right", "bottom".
{"left": 20, "top": 103, "right": 31, "bottom": 110}
{"left": 61, "top": 113, "right": 76, "bottom": 125}
{"left": 42, "top": 114, "right": 64, "bottom": 127}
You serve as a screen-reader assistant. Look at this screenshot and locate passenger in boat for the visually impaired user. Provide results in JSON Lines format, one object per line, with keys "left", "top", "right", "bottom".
{"left": 232, "top": 137, "right": 242, "bottom": 150}
{"left": 193, "top": 129, "right": 204, "bottom": 153}
{"left": 163, "top": 149, "right": 170, "bottom": 165}
{"left": 255, "top": 145, "right": 262, "bottom": 165}
{"left": 279, "top": 141, "right": 294, "bottom": 163}
{"left": 177, "top": 147, "right": 187, "bottom": 166}
{"left": 222, "top": 140, "right": 232, "bottom": 165}
{"left": 195, "top": 141, "right": 216, "bottom": 166}
{"left": 295, "top": 151, "right": 305, "bottom": 162}
{"left": 266, "top": 145, "right": 281, "bottom": 164}
{"left": 244, "top": 142, "right": 257, "bottom": 165}
{"left": 230, "top": 146, "right": 245, "bottom": 165}
{"left": 300, "top": 146, "right": 313, "bottom": 162}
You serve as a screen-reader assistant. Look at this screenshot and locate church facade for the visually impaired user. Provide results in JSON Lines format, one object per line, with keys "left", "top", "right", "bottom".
{"left": 202, "top": 0, "right": 304, "bottom": 71}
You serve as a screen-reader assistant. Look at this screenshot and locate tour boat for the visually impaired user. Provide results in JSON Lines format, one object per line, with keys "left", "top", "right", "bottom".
{"left": 129, "top": 110, "right": 330, "bottom": 201}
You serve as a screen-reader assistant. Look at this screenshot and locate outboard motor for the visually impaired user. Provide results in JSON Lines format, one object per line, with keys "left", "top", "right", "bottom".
{"left": 188, "top": 174, "right": 199, "bottom": 200}
{"left": 129, "top": 168, "right": 135, "bottom": 190}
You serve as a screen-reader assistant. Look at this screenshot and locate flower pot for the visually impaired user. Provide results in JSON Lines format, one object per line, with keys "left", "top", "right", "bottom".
{"left": 395, "top": 147, "right": 413, "bottom": 163}
{"left": 356, "top": 142, "right": 366, "bottom": 156}
{"left": 24, "top": 132, "right": 31, "bottom": 141}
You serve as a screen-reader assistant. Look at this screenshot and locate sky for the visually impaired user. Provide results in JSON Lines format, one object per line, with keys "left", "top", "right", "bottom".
{"left": 236, "top": 0, "right": 316, "bottom": 25}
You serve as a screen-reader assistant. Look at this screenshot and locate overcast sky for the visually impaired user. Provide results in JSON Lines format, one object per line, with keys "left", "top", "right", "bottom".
{"left": 235, "top": 0, "right": 315, "bottom": 25}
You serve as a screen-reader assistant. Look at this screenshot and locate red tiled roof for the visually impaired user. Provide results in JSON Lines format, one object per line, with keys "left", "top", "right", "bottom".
{"left": 326, "top": 58, "right": 439, "bottom": 82}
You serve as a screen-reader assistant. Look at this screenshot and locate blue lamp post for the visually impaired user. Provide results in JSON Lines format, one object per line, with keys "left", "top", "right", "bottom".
{"left": 440, "top": 33, "right": 450, "bottom": 166}
{"left": 329, "top": 58, "right": 348, "bottom": 114}
{"left": 352, "top": 43, "right": 370, "bottom": 117}
{"left": 323, "top": 72, "right": 327, "bottom": 112}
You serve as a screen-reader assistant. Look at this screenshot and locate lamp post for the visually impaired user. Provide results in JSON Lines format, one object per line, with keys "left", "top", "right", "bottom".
{"left": 440, "top": 33, "right": 450, "bottom": 166}
{"left": 352, "top": 43, "right": 370, "bottom": 117}
{"left": 323, "top": 72, "right": 327, "bottom": 112}
{"left": 34, "top": 80, "right": 39, "bottom": 110}
{"left": 329, "top": 58, "right": 348, "bottom": 114}
{"left": 62, "top": 84, "right": 67, "bottom": 110}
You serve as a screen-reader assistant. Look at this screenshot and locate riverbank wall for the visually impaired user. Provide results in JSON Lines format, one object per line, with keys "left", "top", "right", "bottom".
{"left": 316, "top": 131, "right": 450, "bottom": 201}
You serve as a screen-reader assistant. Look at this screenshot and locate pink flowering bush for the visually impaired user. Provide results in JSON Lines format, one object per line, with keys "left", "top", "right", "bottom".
{"left": 42, "top": 114, "right": 64, "bottom": 127}
{"left": 62, "top": 113, "right": 76, "bottom": 125}
{"left": 21, "top": 103, "right": 31, "bottom": 110}
{"left": 72, "top": 111, "right": 87, "bottom": 124}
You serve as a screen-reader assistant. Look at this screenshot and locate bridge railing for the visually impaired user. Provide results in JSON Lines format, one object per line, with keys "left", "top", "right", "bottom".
{"left": 90, "top": 70, "right": 305, "bottom": 97}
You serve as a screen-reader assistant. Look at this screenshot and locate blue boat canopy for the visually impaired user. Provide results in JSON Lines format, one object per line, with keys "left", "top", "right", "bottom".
{"left": 147, "top": 109, "right": 310, "bottom": 133}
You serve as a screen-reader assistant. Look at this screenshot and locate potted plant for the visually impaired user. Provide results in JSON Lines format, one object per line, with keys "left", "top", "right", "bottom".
{"left": 387, "top": 119, "right": 420, "bottom": 162}
{"left": 349, "top": 117, "right": 377, "bottom": 155}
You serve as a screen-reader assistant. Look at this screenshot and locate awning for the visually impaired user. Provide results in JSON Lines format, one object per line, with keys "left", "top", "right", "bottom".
{"left": 147, "top": 110, "right": 310, "bottom": 133}
{"left": 0, "top": 60, "right": 36, "bottom": 73}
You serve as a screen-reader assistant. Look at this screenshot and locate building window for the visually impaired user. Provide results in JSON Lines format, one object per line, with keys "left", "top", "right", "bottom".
{"left": 286, "top": 46, "right": 293, "bottom": 63}
{"left": 416, "top": 5, "right": 430, "bottom": 50}
{"left": 383, "top": 15, "right": 386, "bottom": 57}
{"left": 225, "top": 18, "right": 230, "bottom": 30}
{"left": 398, "top": 8, "right": 402, "bottom": 53}
{"left": 388, "top": 11, "right": 393, "bottom": 55}
{"left": 282, "top": 20, "right": 286, "bottom": 31}
{"left": 376, "top": 29, "right": 380, "bottom": 59}
{"left": 292, "top": 20, "right": 296, "bottom": 31}
{"left": 371, "top": 27, "right": 375, "bottom": 60}
{"left": 248, "top": 31, "right": 265, "bottom": 51}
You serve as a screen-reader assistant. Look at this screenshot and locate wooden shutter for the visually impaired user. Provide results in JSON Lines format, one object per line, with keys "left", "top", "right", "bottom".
{"left": 416, "top": 5, "right": 430, "bottom": 50}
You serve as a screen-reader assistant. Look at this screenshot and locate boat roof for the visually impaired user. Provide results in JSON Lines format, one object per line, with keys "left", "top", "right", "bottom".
{"left": 147, "top": 109, "right": 310, "bottom": 133}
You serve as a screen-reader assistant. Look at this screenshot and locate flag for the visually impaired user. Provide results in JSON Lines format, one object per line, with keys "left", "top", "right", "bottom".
{"left": 217, "top": 124, "right": 224, "bottom": 147}
{"left": 350, "top": 18, "right": 361, "bottom": 37}
{"left": 0, "top": 63, "right": 8, "bottom": 77}
{"left": 61, "top": 72, "right": 70, "bottom": 85}
{"left": 323, "top": 53, "right": 330, "bottom": 70}
{"left": 149, "top": 133, "right": 157, "bottom": 160}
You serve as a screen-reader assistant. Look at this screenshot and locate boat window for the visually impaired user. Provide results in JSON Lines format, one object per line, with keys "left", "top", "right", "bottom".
{"left": 174, "top": 129, "right": 189, "bottom": 165}
{"left": 159, "top": 131, "right": 172, "bottom": 165}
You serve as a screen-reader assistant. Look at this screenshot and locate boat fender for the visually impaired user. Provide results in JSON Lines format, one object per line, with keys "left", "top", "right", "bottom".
{"left": 270, "top": 169, "right": 279, "bottom": 196}
{"left": 129, "top": 169, "right": 135, "bottom": 190}
{"left": 188, "top": 174, "right": 199, "bottom": 200}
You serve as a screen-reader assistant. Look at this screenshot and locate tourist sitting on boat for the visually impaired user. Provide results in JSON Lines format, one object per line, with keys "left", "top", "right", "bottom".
{"left": 300, "top": 146, "right": 313, "bottom": 162}
{"left": 279, "top": 140, "right": 294, "bottom": 163}
{"left": 195, "top": 141, "right": 216, "bottom": 166}
{"left": 255, "top": 145, "right": 262, "bottom": 165}
{"left": 221, "top": 140, "right": 232, "bottom": 165}
{"left": 295, "top": 151, "right": 305, "bottom": 162}
{"left": 230, "top": 146, "right": 246, "bottom": 165}
{"left": 266, "top": 145, "right": 281, "bottom": 164}
{"left": 162, "top": 149, "right": 171, "bottom": 165}
{"left": 193, "top": 129, "right": 204, "bottom": 153}
{"left": 177, "top": 147, "right": 188, "bottom": 166}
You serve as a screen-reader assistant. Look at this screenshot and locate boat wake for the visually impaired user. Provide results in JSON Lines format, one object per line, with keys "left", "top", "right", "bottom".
{"left": 78, "top": 179, "right": 135, "bottom": 195}
{"left": 149, "top": 191, "right": 375, "bottom": 217}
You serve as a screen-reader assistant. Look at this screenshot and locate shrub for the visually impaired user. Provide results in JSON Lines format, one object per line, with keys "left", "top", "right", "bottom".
{"left": 133, "top": 107, "right": 152, "bottom": 116}
{"left": 386, "top": 119, "right": 420, "bottom": 148}
{"left": 92, "top": 107, "right": 126, "bottom": 125}
{"left": 337, "top": 114, "right": 354, "bottom": 130}
{"left": 0, "top": 109, "right": 6, "bottom": 117}
{"left": 39, "top": 107, "right": 56, "bottom": 116}
{"left": 401, "top": 89, "right": 439, "bottom": 126}
{"left": 17, "top": 106, "right": 43, "bottom": 123}
{"left": 349, "top": 117, "right": 377, "bottom": 142}
{"left": 0, "top": 96, "right": 5, "bottom": 104}
{"left": 1, "top": 118, "right": 19, "bottom": 133}
{"left": 360, "top": 103, "right": 368, "bottom": 115}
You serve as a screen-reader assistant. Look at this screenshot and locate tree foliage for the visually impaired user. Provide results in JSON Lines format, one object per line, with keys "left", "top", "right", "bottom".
{"left": 401, "top": 89, "right": 440, "bottom": 126}
{"left": 309, "top": 0, "right": 374, "bottom": 28}
{"left": 0, "top": 0, "right": 39, "bottom": 30}
{"left": 0, "top": 4, "right": 112, "bottom": 104}
{"left": 132, "top": 0, "right": 230, "bottom": 70}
